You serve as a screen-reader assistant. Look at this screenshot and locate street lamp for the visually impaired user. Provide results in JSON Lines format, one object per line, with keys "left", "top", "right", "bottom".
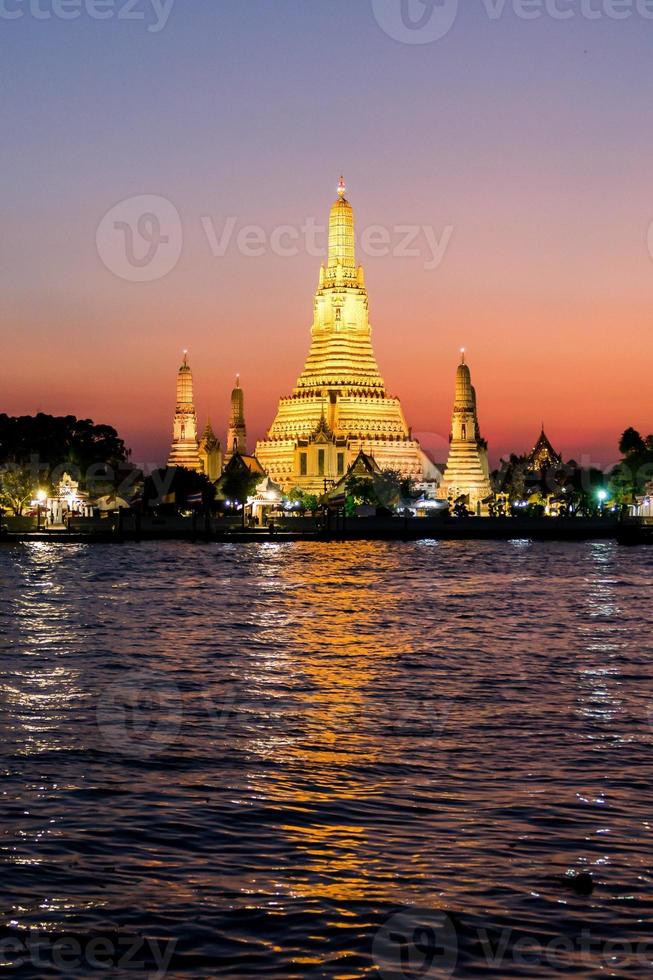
{"left": 597, "top": 489, "right": 608, "bottom": 515}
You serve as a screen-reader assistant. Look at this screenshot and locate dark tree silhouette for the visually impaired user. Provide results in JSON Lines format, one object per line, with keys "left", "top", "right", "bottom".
{"left": 619, "top": 428, "right": 645, "bottom": 457}
{"left": 0, "top": 414, "right": 129, "bottom": 491}
{"left": 143, "top": 467, "right": 216, "bottom": 510}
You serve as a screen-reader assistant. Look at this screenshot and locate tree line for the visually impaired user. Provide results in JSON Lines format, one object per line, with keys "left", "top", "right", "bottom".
{"left": 0, "top": 414, "right": 131, "bottom": 515}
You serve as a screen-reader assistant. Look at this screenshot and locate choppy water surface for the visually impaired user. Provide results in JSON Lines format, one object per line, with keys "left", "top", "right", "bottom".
{"left": 1, "top": 540, "right": 652, "bottom": 978}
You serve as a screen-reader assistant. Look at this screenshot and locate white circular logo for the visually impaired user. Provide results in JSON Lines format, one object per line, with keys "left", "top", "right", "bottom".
{"left": 371, "top": 0, "right": 459, "bottom": 44}
{"left": 96, "top": 194, "right": 183, "bottom": 282}
{"left": 373, "top": 909, "right": 458, "bottom": 979}
{"left": 96, "top": 669, "right": 182, "bottom": 758}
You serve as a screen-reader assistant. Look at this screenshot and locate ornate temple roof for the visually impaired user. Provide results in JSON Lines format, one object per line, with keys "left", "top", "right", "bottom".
{"left": 222, "top": 452, "right": 265, "bottom": 478}
{"left": 309, "top": 404, "right": 334, "bottom": 441}
{"left": 324, "top": 450, "right": 383, "bottom": 502}
{"left": 527, "top": 427, "right": 562, "bottom": 471}
{"left": 200, "top": 419, "right": 220, "bottom": 451}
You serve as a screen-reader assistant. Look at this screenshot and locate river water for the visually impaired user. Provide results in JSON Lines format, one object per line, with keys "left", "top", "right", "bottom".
{"left": 1, "top": 540, "right": 652, "bottom": 978}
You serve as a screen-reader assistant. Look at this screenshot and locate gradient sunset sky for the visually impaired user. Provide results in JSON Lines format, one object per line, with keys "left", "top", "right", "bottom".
{"left": 2, "top": 1, "right": 652, "bottom": 468}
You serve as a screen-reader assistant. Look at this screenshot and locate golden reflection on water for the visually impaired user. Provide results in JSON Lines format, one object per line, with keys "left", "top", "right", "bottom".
{"left": 250, "top": 543, "right": 402, "bottom": 769}
{"left": 244, "top": 544, "right": 432, "bottom": 907}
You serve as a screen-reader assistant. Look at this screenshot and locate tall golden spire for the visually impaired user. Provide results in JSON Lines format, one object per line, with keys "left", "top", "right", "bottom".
{"left": 175, "top": 349, "right": 194, "bottom": 406}
{"left": 440, "top": 351, "right": 492, "bottom": 510}
{"left": 327, "top": 175, "right": 356, "bottom": 274}
{"left": 225, "top": 374, "right": 247, "bottom": 464}
{"left": 168, "top": 350, "right": 201, "bottom": 471}
{"left": 256, "top": 180, "right": 427, "bottom": 492}
{"left": 295, "top": 179, "right": 383, "bottom": 389}
{"left": 455, "top": 354, "right": 474, "bottom": 411}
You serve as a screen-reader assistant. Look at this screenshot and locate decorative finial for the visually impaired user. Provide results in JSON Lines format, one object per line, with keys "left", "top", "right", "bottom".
{"left": 460, "top": 347, "right": 466, "bottom": 364}
{"left": 236, "top": 373, "right": 240, "bottom": 388}
{"left": 337, "top": 176, "right": 346, "bottom": 198}
{"left": 183, "top": 349, "right": 188, "bottom": 366}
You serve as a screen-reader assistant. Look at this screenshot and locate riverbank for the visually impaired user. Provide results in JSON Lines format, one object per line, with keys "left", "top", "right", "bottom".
{"left": 1, "top": 514, "right": 639, "bottom": 544}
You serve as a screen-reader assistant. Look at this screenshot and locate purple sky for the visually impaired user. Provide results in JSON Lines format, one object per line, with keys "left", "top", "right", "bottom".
{"left": 2, "top": 1, "right": 653, "bottom": 468}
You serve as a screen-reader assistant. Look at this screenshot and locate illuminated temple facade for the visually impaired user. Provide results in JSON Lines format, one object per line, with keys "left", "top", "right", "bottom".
{"left": 168, "top": 352, "right": 202, "bottom": 472}
{"left": 225, "top": 376, "right": 247, "bottom": 465}
{"left": 168, "top": 352, "right": 222, "bottom": 478}
{"left": 439, "top": 352, "right": 492, "bottom": 511}
{"left": 255, "top": 180, "right": 429, "bottom": 492}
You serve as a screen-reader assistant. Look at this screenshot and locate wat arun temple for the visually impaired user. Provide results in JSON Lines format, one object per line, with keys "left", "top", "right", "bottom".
{"left": 254, "top": 179, "right": 434, "bottom": 492}
{"left": 167, "top": 180, "right": 524, "bottom": 512}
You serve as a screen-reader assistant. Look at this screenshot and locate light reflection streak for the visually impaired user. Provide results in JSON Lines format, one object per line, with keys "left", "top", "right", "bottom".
{"left": 2, "top": 545, "right": 88, "bottom": 756}
{"left": 575, "top": 543, "right": 626, "bottom": 727}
